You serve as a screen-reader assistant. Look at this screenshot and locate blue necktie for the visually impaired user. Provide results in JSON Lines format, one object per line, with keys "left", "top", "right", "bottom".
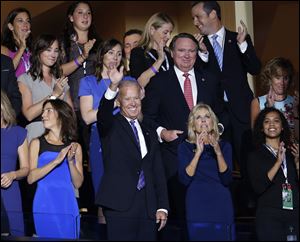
{"left": 212, "top": 34, "right": 223, "bottom": 70}
{"left": 129, "top": 120, "right": 145, "bottom": 190}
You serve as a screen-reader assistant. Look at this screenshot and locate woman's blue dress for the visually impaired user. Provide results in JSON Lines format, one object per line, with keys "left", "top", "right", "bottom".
{"left": 178, "top": 140, "right": 235, "bottom": 241}
{"left": 33, "top": 136, "right": 80, "bottom": 239}
{"left": 1, "top": 126, "right": 27, "bottom": 236}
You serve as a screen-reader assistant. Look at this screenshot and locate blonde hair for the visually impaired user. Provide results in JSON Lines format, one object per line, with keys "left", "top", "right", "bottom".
{"left": 187, "top": 103, "right": 220, "bottom": 143}
{"left": 1, "top": 90, "right": 16, "bottom": 127}
{"left": 139, "top": 12, "right": 174, "bottom": 53}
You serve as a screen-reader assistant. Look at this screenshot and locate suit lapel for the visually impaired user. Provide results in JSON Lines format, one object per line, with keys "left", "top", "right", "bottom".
{"left": 140, "top": 123, "right": 151, "bottom": 153}
{"left": 117, "top": 114, "right": 141, "bottom": 153}
{"left": 169, "top": 67, "right": 192, "bottom": 113}
{"left": 223, "top": 29, "right": 235, "bottom": 71}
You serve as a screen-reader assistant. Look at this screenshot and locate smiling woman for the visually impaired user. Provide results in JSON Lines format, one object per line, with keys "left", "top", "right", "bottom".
{"left": 17, "top": 33, "right": 73, "bottom": 143}
{"left": 1, "top": 7, "right": 33, "bottom": 77}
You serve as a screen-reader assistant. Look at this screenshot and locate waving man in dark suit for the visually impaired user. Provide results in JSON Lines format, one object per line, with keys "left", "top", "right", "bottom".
{"left": 96, "top": 66, "right": 169, "bottom": 241}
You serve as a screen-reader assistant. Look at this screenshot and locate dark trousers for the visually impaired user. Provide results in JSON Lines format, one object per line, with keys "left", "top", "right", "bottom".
{"left": 256, "top": 207, "right": 299, "bottom": 241}
{"left": 220, "top": 102, "right": 251, "bottom": 177}
{"left": 103, "top": 189, "right": 157, "bottom": 241}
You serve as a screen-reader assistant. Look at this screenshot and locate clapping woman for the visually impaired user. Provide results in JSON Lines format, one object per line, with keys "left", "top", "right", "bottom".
{"left": 28, "top": 99, "right": 83, "bottom": 239}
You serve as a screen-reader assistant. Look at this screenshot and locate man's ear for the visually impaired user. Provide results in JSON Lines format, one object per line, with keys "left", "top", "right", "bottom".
{"left": 115, "top": 99, "right": 120, "bottom": 107}
{"left": 210, "top": 10, "right": 217, "bottom": 20}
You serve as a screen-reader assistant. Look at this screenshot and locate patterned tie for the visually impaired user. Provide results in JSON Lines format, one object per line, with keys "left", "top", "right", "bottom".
{"left": 212, "top": 34, "right": 223, "bottom": 70}
{"left": 183, "top": 73, "right": 194, "bottom": 111}
{"left": 129, "top": 120, "right": 145, "bottom": 190}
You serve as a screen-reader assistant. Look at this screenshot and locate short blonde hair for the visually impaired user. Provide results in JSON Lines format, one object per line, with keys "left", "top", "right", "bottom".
{"left": 139, "top": 12, "right": 174, "bottom": 53}
{"left": 1, "top": 90, "right": 16, "bottom": 127}
{"left": 187, "top": 103, "right": 220, "bottom": 143}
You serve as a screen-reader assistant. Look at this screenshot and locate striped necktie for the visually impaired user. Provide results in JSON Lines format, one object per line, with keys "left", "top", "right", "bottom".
{"left": 212, "top": 34, "right": 223, "bottom": 70}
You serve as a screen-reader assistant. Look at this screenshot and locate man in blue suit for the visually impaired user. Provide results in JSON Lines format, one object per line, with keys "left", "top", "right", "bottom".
{"left": 191, "top": 1, "right": 261, "bottom": 176}
{"left": 96, "top": 67, "right": 169, "bottom": 241}
{"left": 142, "top": 33, "right": 223, "bottom": 239}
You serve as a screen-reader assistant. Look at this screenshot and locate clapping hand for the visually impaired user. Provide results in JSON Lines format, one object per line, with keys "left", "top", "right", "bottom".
{"left": 237, "top": 20, "right": 248, "bottom": 44}
{"left": 108, "top": 64, "right": 124, "bottom": 90}
{"left": 17, "top": 30, "right": 31, "bottom": 49}
{"left": 278, "top": 141, "right": 286, "bottom": 164}
{"left": 156, "top": 39, "right": 166, "bottom": 62}
{"left": 266, "top": 87, "right": 275, "bottom": 107}
{"left": 67, "top": 143, "right": 78, "bottom": 164}
{"left": 53, "top": 76, "right": 68, "bottom": 99}
{"left": 208, "top": 133, "right": 222, "bottom": 156}
{"left": 1, "top": 172, "right": 16, "bottom": 188}
{"left": 82, "top": 39, "right": 96, "bottom": 59}
{"left": 54, "top": 144, "right": 72, "bottom": 165}
{"left": 195, "top": 132, "right": 206, "bottom": 155}
{"left": 194, "top": 33, "right": 207, "bottom": 53}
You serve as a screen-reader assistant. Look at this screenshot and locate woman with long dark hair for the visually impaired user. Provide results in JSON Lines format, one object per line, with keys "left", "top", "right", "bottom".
{"left": 17, "top": 34, "right": 72, "bottom": 143}
{"left": 1, "top": 7, "right": 33, "bottom": 77}
{"left": 28, "top": 99, "right": 83, "bottom": 239}
{"left": 79, "top": 38, "right": 135, "bottom": 222}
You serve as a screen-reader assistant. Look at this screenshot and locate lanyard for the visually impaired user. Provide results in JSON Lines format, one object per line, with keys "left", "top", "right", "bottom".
{"left": 75, "top": 43, "right": 87, "bottom": 76}
{"left": 264, "top": 144, "right": 288, "bottom": 183}
{"left": 16, "top": 47, "right": 30, "bottom": 72}
{"left": 147, "top": 50, "right": 169, "bottom": 71}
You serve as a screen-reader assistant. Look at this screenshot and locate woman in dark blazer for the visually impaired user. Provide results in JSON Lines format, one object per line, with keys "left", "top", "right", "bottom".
{"left": 248, "top": 107, "right": 299, "bottom": 241}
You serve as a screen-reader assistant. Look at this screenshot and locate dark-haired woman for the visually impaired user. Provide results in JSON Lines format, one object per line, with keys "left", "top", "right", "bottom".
{"left": 17, "top": 34, "right": 72, "bottom": 143}
{"left": 248, "top": 107, "right": 299, "bottom": 241}
{"left": 1, "top": 8, "right": 33, "bottom": 78}
{"left": 28, "top": 99, "right": 83, "bottom": 239}
{"left": 78, "top": 38, "right": 135, "bottom": 222}
{"left": 60, "top": 2, "right": 101, "bottom": 194}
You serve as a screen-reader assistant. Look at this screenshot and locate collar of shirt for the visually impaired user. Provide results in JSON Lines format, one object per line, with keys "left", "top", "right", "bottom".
{"left": 208, "top": 26, "right": 225, "bottom": 48}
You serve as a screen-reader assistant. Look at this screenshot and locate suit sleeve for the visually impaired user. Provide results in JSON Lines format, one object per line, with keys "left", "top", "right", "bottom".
{"left": 97, "top": 95, "right": 116, "bottom": 137}
{"left": 247, "top": 150, "right": 273, "bottom": 195}
{"left": 177, "top": 142, "right": 193, "bottom": 186}
{"left": 6, "top": 58, "right": 22, "bottom": 116}
{"left": 218, "top": 141, "right": 233, "bottom": 186}
{"left": 152, "top": 135, "right": 170, "bottom": 210}
{"left": 241, "top": 35, "right": 261, "bottom": 75}
{"left": 129, "top": 47, "right": 149, "bottom": 80}
{"left": 142, "top": 75, "right": 162, "bottom": 131}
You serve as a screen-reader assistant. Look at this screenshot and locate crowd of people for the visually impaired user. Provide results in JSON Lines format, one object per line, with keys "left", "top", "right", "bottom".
{"left": 1, "top": 1, "right": 299, "bottom": 241}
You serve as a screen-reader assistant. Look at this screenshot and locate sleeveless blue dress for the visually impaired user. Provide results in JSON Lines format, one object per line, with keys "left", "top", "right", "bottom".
{"left": 33, "top": 136, "right": 80, "bottom": 239}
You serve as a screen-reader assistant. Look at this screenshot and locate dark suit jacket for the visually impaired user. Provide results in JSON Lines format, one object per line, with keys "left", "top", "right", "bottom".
{"left": 1, "top": 54, "right": 22, "bottom": 116}
{"left": 201, "top": 29, "right": 261, "bottom": 124}
{"left": 247, "top": 146, "right": 299, "bottom": 210}
{"left": 142, "top": 66, "right": 222, "bottom": 178}
{"left": 95, "top": 96, "right": 169, "bottom": 218}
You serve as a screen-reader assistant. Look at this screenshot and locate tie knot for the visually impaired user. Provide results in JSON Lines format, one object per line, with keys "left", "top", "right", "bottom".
{"left": 130, "top": 120, "right": 135, "bottom": 126}
{"left": 212, "top": 34, "right": 218, "bottom": 41}
{"left": 183, "top": 73, "right": 189, "bottom": 78}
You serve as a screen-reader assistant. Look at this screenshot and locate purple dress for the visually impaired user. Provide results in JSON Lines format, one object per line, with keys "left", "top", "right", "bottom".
{"left": 8, "top": 49, "right": 31, "bottom": 78}
{"left": 1, "top": 126, "right": 27, "bottom": 236}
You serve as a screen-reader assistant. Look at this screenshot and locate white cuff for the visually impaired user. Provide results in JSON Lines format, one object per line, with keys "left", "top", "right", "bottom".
{"left": 156, "top": 127, "right": 165, "bottom": 143}
{"left": 157, "top": 208, "right": 168, "bottom": 215}
{"left": 238, "top": 41, "right": 248, "bottom": 54}
{"left": 105, "top": 87, "right": 119, "bottom": 100}
{"left": 198, "top": 50, "right": 209, "bottom": 62}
